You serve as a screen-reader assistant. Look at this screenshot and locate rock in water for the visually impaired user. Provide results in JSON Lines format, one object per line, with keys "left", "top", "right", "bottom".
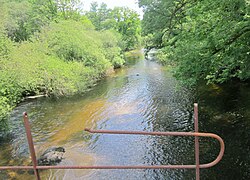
{"left": 37, "top": 147, "right": 65, "bottom": 166}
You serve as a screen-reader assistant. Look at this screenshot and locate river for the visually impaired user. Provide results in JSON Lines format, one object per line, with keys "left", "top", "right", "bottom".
{"left": 0, "top": 56, "right": 250, "bottom": 179}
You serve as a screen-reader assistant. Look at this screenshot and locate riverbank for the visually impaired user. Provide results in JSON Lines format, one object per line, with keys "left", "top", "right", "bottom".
{"left": 0, "top": 24, "right": 131, "bottom": 131}
{"left": 0, "top": 0, "right": 142, "bottom": 132}
{"left": 1, "top": 59, "right": 250, "bottom": 179}
{"left": 0, "top": 42, "right": 142, "bottom": 134}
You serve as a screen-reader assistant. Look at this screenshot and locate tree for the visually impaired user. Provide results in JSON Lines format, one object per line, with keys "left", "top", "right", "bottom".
{"left": 86, "top": 3, "right": 141, "bottom": 50}
{"left": 139, "top": 0, "right": 250, "bottom": 85}
{"left": 111, "top": 7, "right": 141, "bottom": 50}
{"left": 0, "top": 0, "right": 126, "bottom": 129}
{"left": 86, "top": 2, "right": 111, "bottom": 30}
{"left": 0, "top": 0, "right": 84, "bottom": 42}
{"left": 55, "top": 0, "right": 82, "bottom": 20}
{"left": 2, "top": 0, "right": 32, "bottom": 41}
{"left": 139, "top": 0, "right": 188, "bottom": 48}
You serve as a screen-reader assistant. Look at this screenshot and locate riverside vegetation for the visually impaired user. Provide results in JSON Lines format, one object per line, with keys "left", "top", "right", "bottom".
{"left": 139, "top": 0, "right": 250, "bottom": 85}
{"left": 2, "top": 0, "right": 249, "bottom": 133}
{"left": 0, "top": 0, "right": 141, "bottom": 132}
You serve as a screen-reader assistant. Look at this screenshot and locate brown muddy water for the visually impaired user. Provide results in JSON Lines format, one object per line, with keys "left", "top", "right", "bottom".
{"left": 0, "top": 57, "right": 250, "bottom": 179}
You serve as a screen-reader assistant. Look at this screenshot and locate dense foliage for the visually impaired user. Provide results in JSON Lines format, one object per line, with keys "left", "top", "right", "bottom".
{"left": 0, "top": 0, "right": 141, "bottom": 130}
{"left": 139, "top": 0, "right": 250, "bottom": 85}
{"left": 85, "top": 2, "right": 142, "bottom": 51}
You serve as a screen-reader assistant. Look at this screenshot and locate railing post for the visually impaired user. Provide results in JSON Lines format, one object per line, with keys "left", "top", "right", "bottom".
{"left": 23, "top": 112, "right": 41, "bottom": 180}
{"left": 0, "top": 107, "right": 224, "bottom": 179}
{"left": 194, "top": 103, "right": 200, "bottom": 180}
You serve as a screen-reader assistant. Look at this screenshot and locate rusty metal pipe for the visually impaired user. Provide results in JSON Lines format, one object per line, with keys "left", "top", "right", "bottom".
{"left": 0, "top": 131, "right": 224, "bottom": 171}
{"left": 0, "top": 166, "right": 34, "bottom": 170}
{"left": 194, "top": 103, "right": 200, "bottom": 180}
{"left": 23, "top": 112, "right": 41, "bottom": 180}
{"left": 84, "top": 129, "right": 225, "bottom": 169}
{"left": 0, "top": 107, "right": 225, "bottom": 180}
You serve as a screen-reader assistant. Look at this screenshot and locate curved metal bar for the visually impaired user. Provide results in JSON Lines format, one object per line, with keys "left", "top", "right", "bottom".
{"left": 84, "top": 128, "right": 225, "bottom": 169}
{"left": 0, "top": 111, "right": 224, "bottom": 180}
{"left": 0, "top": 130, "right": 224, "bottom": 171}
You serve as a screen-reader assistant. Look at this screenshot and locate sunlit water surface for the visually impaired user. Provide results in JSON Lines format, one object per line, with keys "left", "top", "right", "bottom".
{"left": 0, "top": 58, "right": 250, "bottom": 179}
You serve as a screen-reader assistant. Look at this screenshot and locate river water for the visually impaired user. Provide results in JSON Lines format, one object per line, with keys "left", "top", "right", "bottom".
{"left": 0, "top": 57, "right": 250, "bottom": 179}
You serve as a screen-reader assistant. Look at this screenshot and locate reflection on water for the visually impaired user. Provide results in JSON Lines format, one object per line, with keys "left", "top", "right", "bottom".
{"left": 0, "top": 57, "right": 250, "bottom": 179}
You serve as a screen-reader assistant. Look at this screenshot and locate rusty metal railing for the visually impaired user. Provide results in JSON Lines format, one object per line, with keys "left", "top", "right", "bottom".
{"left": 0, "top": 103, "right": 225, "bottom": 180}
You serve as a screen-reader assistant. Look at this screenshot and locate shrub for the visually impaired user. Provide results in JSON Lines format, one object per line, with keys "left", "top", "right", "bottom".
{"left": 0, "top": 19, "right": 126, "bottom": 128}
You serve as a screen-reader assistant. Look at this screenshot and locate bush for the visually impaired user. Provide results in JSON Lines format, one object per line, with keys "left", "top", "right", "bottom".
{"left": 98, "top": 30, "right": 125, "bottom": 68}
{"left": 35, "top": 20, "right": 112, "bottom": 72}
{"left": 0, "top": 19, "right": 126, "bottom": 125}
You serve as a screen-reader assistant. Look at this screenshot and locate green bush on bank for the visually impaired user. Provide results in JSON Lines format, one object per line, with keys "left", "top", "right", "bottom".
{"left": 0, "top": 35, "right": 19, "bottom": 127}
{"left": 37, "top": 21, "right": 111, "bottom": 70}
{"left": 98, "top": 30, "right": 125, "bottom": 68}
{"left": 0, "top": 19, "right": 125, "bottom": 127}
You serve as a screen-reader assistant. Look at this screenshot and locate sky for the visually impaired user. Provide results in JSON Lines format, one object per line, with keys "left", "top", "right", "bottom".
{"left": 80, "top": 0, "right": 144, "bottom": 18}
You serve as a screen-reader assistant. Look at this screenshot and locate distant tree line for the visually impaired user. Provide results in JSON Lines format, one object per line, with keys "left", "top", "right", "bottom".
{"left": 85, "top": 2, "right": 141, "bottom": 51}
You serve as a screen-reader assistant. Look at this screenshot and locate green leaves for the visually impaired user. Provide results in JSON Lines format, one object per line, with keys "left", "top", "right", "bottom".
{"left": 0, "top": 1, "right": 126, "bottom": 126}
{"left": 85, "top": 3, "right": 141, "bottom": 51}
{"left": 140, "top": 0, "right": 250, "bottom": 85}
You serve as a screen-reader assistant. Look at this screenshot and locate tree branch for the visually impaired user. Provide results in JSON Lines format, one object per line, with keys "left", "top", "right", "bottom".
{"left": 212, "top": 25, "right": 250, "bottom": 55}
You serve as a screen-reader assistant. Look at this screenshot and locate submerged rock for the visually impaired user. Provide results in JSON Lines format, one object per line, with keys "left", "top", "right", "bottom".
{"left": 37, "top": 147, "right": 65, "bottom": 166}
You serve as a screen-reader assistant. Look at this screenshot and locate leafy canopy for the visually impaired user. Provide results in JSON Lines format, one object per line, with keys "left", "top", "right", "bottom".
{"left": 139, "top": 0, "right": 250, "bottom": 85}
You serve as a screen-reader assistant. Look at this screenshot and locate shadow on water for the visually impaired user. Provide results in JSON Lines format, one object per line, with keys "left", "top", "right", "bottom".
{"left": 0, "top": 53, "right": 250, "bottom": 179}
{"left": 196, "top": 81, "right": 250, "bottom": 180}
